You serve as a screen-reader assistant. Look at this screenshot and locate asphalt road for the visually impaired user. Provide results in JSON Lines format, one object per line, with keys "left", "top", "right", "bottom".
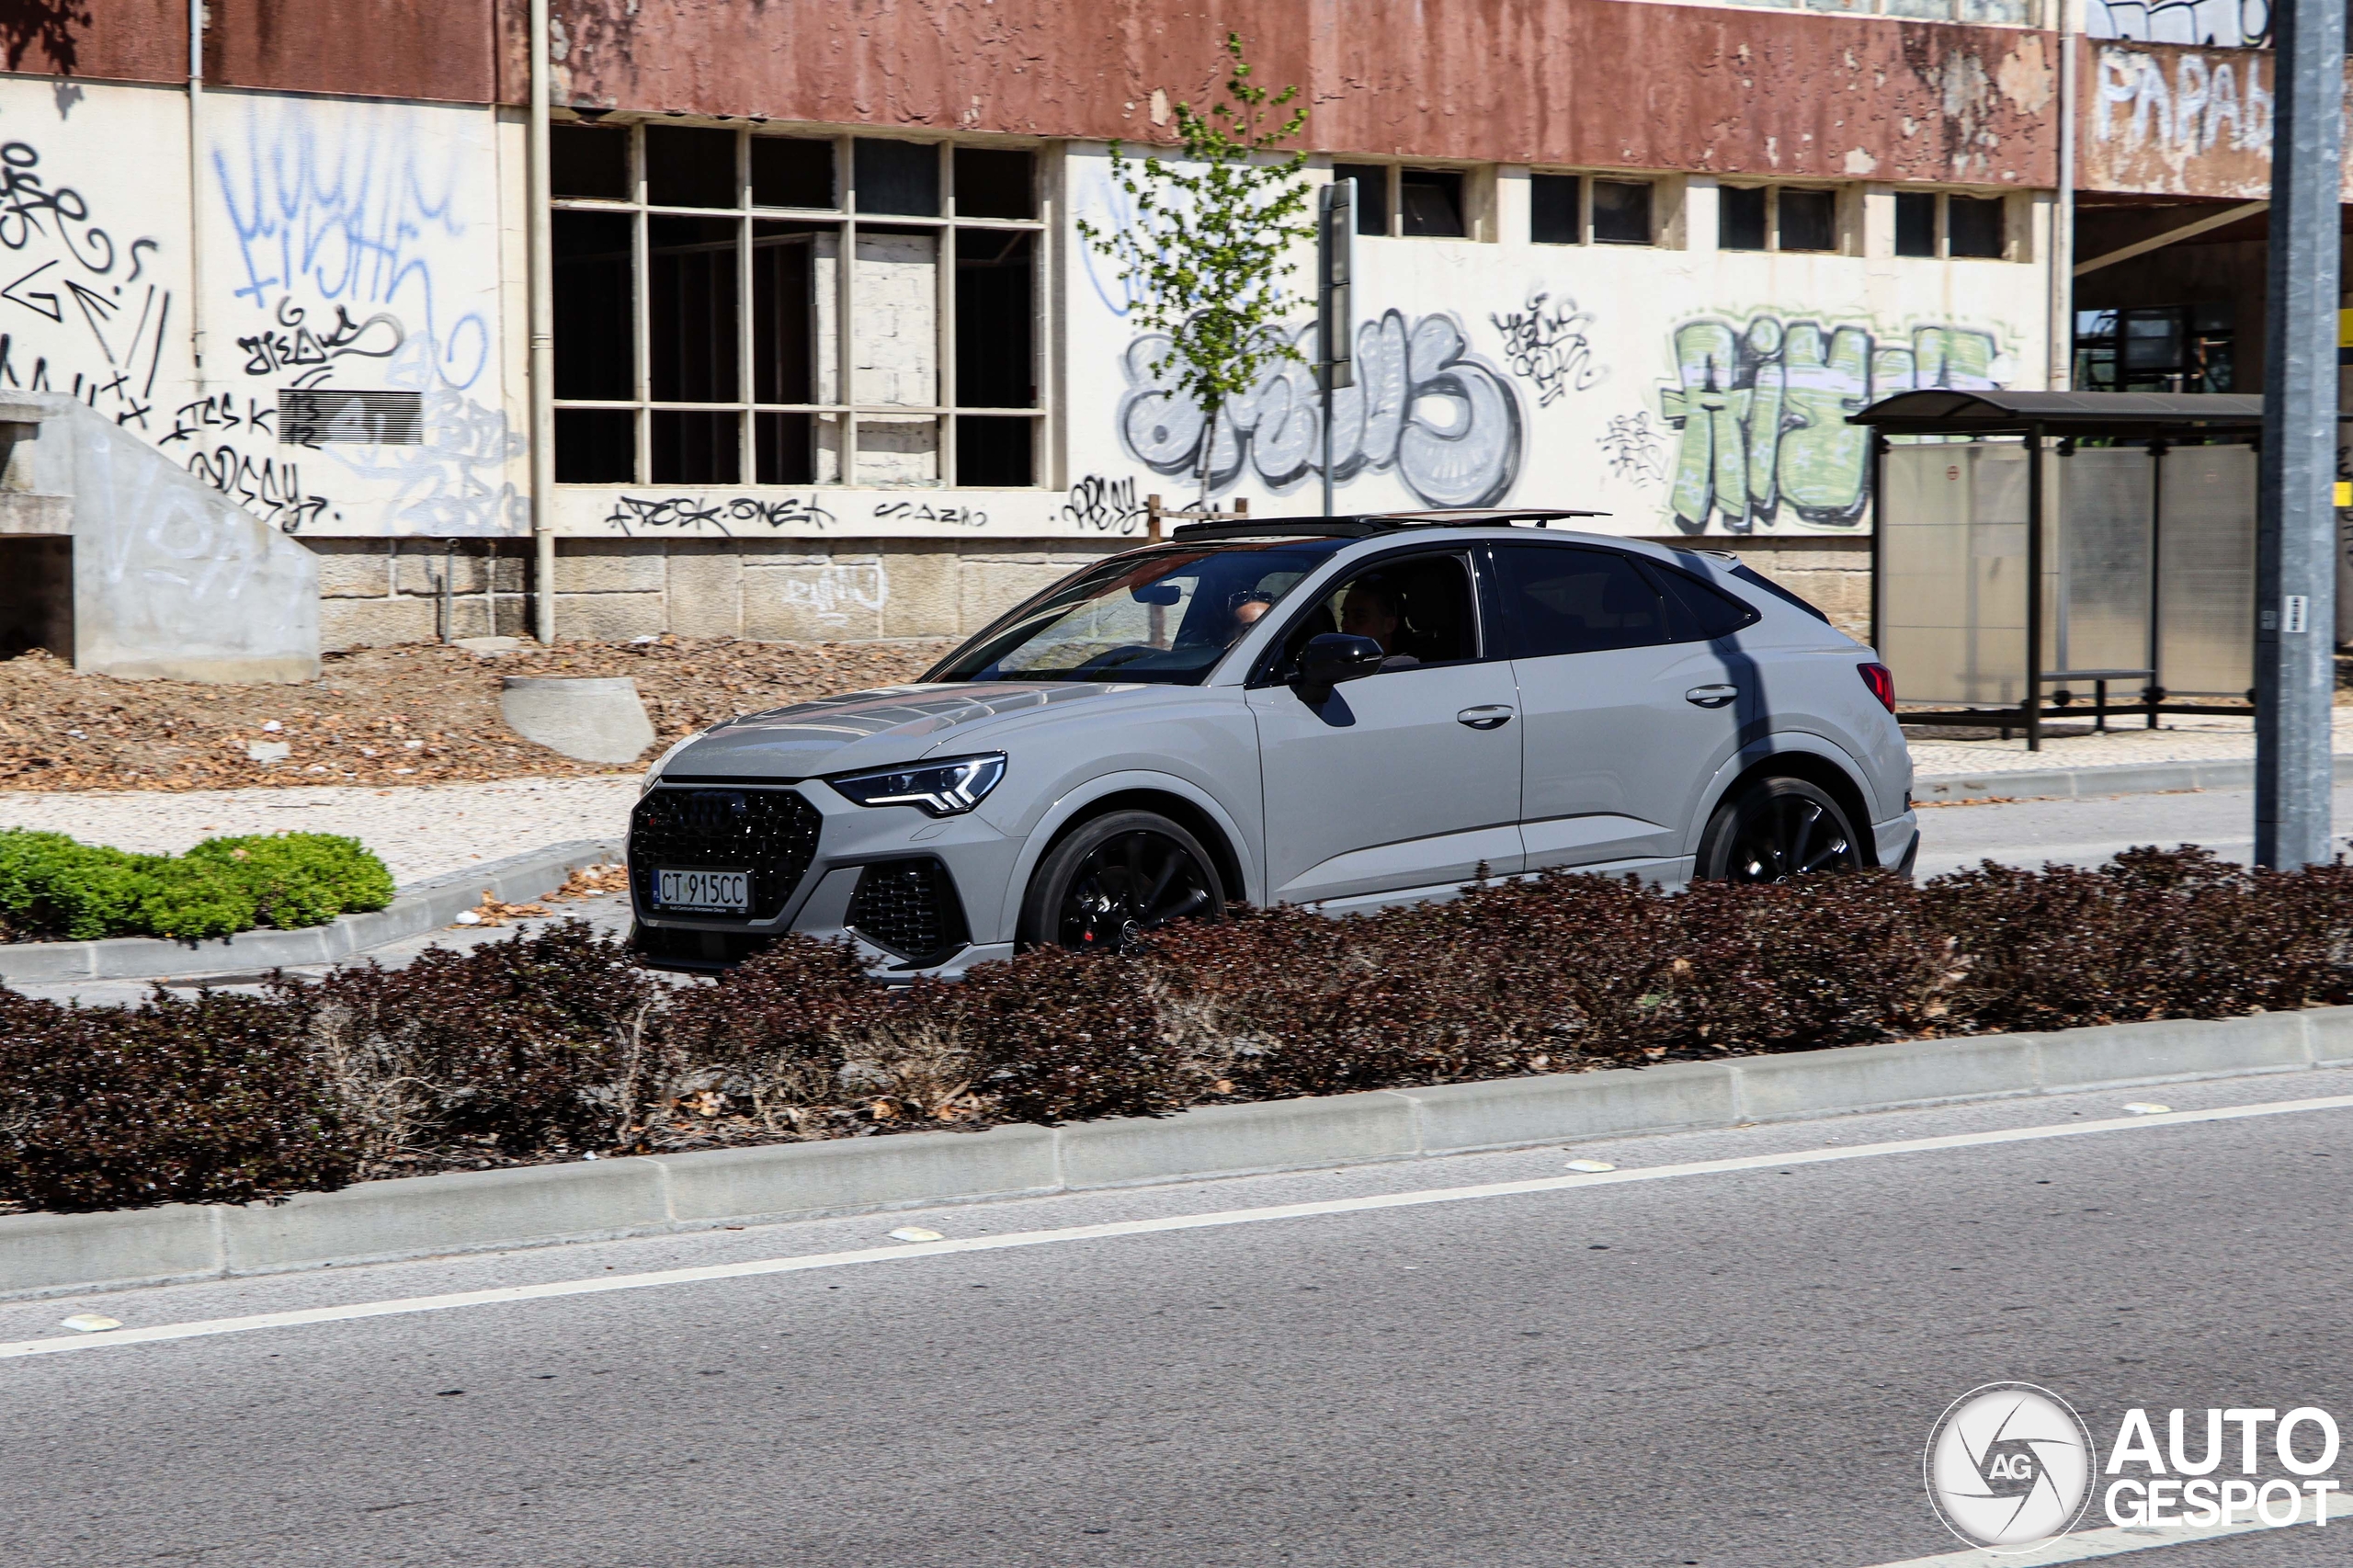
{"left": 1913, "top": 783, "right": 2353, "bottom": 879}
{"left": 7, "top": 1070, "right": 2353, "bottom": 1567}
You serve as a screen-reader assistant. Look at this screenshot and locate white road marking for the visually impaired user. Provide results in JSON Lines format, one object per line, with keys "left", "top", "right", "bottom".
{"left": 6, "top": 1092, "right": 2351, "bottom": 1364}
{"left": 1863, "top": 1483, "right": 2352, "bottom": 1564}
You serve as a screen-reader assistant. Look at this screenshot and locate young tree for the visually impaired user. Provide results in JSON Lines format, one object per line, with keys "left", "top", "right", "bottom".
{"left": 1078, "top": 34, "right": 1314, "bottom": 503}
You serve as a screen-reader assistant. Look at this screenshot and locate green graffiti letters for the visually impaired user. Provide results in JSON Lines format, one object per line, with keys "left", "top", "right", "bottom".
{"left": 1657, "top": 315, "right": 2007, "bottom": 532}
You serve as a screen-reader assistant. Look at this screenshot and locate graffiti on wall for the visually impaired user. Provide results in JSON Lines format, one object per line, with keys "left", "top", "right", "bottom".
{"left": 1598, "top": 412, "right": 1669, "bottom": 489}
{"left": 1117, "top": 309, "right": 1523, "bottom": 508}
{"left": 1490, "top": 290, "right": 1602, "bottom": 407}
{"left": 604, "top": 494, "right": 841, "bottom": 535}
{"left": 1062, "top": 473, "right": 1148, "bottom": 534}
{"left": 0, "top": 133, "right": 175, "bottom": 432}
{"left": 2094, "top": 46, "right": 2271, "bottom": 156}
{"left": 2089, "top": 0, "right": 2268, "bottom": 47}
{"left": 206, "top": 95, "right": 520, "bottom": 534}
{"left": 1657, "top": 315, "right": 2013, "bottom": 533}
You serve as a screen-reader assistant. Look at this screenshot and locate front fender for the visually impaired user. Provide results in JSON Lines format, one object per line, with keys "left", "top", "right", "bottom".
{"left": 991, "top": 768, "right": 1264, "bottom": 942}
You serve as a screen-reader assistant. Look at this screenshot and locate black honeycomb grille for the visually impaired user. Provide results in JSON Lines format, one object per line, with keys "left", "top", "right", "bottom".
{"left": 845, "top": 858, "right": 970, "bottom": 962}
{"left": 630, "top": 786, "right": 822, "bottom": 921}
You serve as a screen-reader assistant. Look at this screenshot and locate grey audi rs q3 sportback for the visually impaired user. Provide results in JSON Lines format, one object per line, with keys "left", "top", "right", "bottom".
{"left": 628, "top": 510, "right": 1916, "bottom": 974}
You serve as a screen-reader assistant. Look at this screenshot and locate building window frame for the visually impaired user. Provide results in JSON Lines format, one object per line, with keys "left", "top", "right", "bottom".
{"left": 1718, "top": 182, "right": 1854, "bottom": 256}
{"left": 549, "top": 119, "right": 1052, "bottom": 489}
{"left": 1893, "top": 188, "right": 2017, "bottom": 262}
{"left": 1528, "top": 171, "right": 1661, "bottom": 247}
{"left": 1328, "top": 160, "right": 1495, "bottom": 242}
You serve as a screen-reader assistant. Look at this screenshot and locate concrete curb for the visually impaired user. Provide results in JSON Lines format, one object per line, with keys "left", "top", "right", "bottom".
{"left": 1912, "top": 753, "right": 2353, "bottom": 804}
{"left": 0, "top": 838, "right": 627, "bottom": 985}
{"left": 5, "top": 1006, "right": 2345, "bottom": 1301}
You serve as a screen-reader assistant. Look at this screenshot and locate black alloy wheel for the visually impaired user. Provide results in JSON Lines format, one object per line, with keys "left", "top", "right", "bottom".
{"left": 1697, "top": 778, "right": 1863, "bottom": 883}
{"left": 1021, "top": 809, "right": 1226, "bottom": 951}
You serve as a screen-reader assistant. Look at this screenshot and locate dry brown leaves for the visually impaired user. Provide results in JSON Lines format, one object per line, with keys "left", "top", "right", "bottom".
{"left": 0, "top": 637, "right": 953, "bottom": 792}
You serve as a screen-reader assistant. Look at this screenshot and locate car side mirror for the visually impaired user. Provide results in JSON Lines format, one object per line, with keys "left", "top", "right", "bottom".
{"left": 1291, "top": 633, "right": 1387, "bottom": 704}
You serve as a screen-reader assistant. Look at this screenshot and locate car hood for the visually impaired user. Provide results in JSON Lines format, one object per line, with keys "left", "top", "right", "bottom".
{"left": 656, "top": 683, "right": 1142, "bottom": 780}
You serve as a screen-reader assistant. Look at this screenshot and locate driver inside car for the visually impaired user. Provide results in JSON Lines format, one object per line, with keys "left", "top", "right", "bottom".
{"left": 1338, "top": 578, "right": 1419, "bottom": 668}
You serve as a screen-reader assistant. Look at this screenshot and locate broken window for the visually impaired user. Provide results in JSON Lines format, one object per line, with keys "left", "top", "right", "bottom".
{"left": 549, "top": 121, "right": 1047, "bottom": 488}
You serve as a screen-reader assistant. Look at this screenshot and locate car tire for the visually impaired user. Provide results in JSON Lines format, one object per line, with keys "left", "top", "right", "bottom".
{"left": 1019, "top": 809, "right": 1226, "bottom": 951}
{"left": 1695, "top": 777, "right": 1863, "bottom": 883}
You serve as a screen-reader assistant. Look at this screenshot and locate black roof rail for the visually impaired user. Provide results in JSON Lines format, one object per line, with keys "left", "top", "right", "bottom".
{"left": 1168, "top": 507, "right": 1608, "bottom": 543}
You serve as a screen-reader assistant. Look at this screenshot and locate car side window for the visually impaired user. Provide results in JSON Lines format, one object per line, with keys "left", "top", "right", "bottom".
{"left": 1492, "top": 544, "right": 1665, "bottom": 658}
{"left": 1276, "top": 552, "right": 1480, "bottom": 676}
{"left": 1642, "top": 561, "right": 1761, "bottom": 643}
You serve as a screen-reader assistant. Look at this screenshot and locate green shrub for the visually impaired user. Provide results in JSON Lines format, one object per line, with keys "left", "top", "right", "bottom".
{"left": 186, "top": 833, "right": 395, "bottom": 929}
{"left": 0, "top": 828, "right": 393, "bottom": 942}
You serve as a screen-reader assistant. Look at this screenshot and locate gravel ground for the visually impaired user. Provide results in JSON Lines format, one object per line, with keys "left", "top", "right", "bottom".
{"left": 0, "top": 637, "right": 950, "bottom": 790}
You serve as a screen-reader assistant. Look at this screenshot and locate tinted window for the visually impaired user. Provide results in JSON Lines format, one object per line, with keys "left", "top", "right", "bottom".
{"left": 1643, "top": 561, "right": 1761, "bottom": 642}
{"left": 551, "top": 123, "right": 631, "bottom": 199}
{"left": 1332, "top": 164, "right": 1388, "bottom": 235}
{"left": 752, "top": 137, "right": 835, "bottom": 208}
{"left": 1592, "top": 180, "right": 1651, "bottom": 244}
{"left": 1779, "top": 188, "right": 1836, "bottom": 252}
{"left": 1948, "top": 196, "right": 2006, "bottom": 258}
{"left": 1895, "top": 190, "right": 1937, "bottom": 257}
{"left": 1277, "top": 552, "right": 1479, "bottom": 675}
{"left": 855, "top": 139, "right": 940, "bottom": 216}
{"left": 1493, "top": 545, "right": 1664, "bottom": 657}
{"left": 1531, "top": 174, "right": 1580, "bottom": 244}
{"left": 1401, "top": 169, "right": 1466, "bottom": 237}
{"left": 1720, "top": 186, "right": 1768, "bottom": 251}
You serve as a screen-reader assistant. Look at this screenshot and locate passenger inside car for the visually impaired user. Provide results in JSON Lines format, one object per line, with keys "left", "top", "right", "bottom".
{"left": 1339, "top": 578, "right": 1419, "bottom": 668}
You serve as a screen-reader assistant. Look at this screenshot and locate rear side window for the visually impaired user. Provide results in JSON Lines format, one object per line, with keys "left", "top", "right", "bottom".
{"left": 1727, "top": 561, "right": 1833, "bottom": 624}
{"left": 1641, "top": 561, "right": 1761, "bottom": 642}
{"left": 1490, "top": 544, "right": 1665, "bottom": 657}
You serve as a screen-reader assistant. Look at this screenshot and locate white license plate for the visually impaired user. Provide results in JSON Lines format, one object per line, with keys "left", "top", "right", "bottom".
{"left": 656, "top": 869, "right": 750, "bottom": 914}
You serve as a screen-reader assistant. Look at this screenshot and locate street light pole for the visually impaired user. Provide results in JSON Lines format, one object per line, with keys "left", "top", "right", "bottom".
{"left": 2256, "top": 0, "right": 2344, "bottom": 868}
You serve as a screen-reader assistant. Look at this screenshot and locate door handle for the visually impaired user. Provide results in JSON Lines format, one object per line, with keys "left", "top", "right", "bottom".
{"left": 1456, "top": 705, "right": 1515, "bottom": 730}
{"left": 1684, "top": 685, "right": 1738, "bottom": 709}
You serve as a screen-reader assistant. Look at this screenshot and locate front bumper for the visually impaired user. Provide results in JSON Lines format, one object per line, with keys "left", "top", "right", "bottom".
{"left": 628, "top": 778, "right": 1022, "bottom": 975}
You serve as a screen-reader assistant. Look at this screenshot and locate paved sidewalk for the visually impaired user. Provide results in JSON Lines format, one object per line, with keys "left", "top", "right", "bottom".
{"left": 0, "top": 776, "right": 642, "bottom": 888}
{"left": 1904, "top": 708, "right": 2353, "bottom": 778}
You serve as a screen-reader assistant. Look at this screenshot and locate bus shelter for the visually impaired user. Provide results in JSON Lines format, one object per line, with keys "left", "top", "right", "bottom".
{"left": 1849, "top": 390, "right": 2264, "bottom": 751}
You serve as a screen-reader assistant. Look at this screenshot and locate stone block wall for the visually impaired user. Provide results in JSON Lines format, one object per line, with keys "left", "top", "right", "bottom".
{"left": 306, "top": 534, "right": 1870, "bottom": 653}
{"left": 305, "top": 537, "right": 1128, "bottom": 650}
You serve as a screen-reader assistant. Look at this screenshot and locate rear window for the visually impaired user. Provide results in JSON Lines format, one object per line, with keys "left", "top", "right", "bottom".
{"left": 1725, "top": 561, "right": 1833, "bottom": 624}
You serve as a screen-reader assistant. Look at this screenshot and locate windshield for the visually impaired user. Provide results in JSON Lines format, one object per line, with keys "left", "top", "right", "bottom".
{"left": 929, "top": 539, "right": 1347, "bottom": 685}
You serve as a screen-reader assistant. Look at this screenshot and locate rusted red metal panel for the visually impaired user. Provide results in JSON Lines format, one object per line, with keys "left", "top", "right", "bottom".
{"left": 2075, "top": 38, "right": 2353, "bottom": 200}
{"left": 208, "top": 0, "right": 497, "bottom": 103}
{"left": 551, "top": 0, "right": 2058, "bottom": 185}
{"left": 0, "top": 0, "right": 188, "bottom": 85}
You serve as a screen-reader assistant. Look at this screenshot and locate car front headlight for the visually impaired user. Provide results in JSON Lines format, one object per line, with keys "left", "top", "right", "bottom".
{"left": 826, "top": 754, "right": 1006, "bottom": 817}
{"left": 640, "top": 733, "right": 700, "bottom": 797}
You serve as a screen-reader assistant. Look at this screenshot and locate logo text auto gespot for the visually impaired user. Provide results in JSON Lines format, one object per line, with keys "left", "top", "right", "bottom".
{"left": 2104, "top": 1407, "right": 2342, "bottom": 1528}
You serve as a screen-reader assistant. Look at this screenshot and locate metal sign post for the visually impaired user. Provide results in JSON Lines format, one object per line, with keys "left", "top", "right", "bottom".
{"left": 2256, "top": 0, "right": 2344, "bottom": 867}
{"left": 1317, "top": 179, "right": 1356, "bottom": 518}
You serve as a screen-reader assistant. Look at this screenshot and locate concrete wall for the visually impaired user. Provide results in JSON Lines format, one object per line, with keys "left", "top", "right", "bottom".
{"left": 312, "top": 536, "right": 1128, "bottom": 648}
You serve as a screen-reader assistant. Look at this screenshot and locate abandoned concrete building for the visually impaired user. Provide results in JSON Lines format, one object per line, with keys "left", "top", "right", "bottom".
{"left": 0, "top": 0, "right": 2311, "bottom": 676}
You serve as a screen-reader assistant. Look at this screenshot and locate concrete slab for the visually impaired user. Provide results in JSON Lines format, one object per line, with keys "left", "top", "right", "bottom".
{"left": 1731, "top": 1034, "right": 2040, "bottom": 1121}
{"left": 219, "top": 1159, "right": 671, "bottom": 1272}
{"left": 656, "top": 1125, "right": 1058, "bottom": 1223}
{"left": 1392, "top": 1061, "right": 1736, "bottom": 1153}
{"left": 1056, "top": 1094, "right": 1419, "bottom": 1189}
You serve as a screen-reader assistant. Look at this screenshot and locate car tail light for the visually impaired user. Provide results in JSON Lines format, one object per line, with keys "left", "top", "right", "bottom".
{"left": 1859, "top": 662, "right": 1896, "bottom": 713}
